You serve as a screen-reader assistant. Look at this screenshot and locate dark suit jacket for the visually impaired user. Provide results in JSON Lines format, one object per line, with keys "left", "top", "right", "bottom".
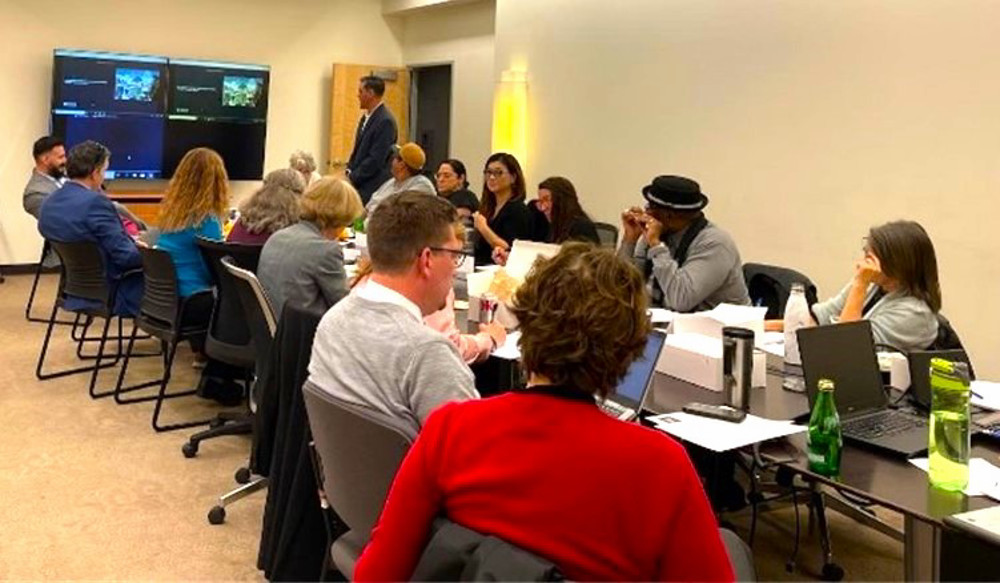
{"left": 38, "top": 181, "right": 143, "bottom": 315}
{"left": 346, "top": 103, "right": 397, "bottom": 203}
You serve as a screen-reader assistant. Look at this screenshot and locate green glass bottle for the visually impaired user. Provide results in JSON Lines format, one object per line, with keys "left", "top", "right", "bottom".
{"left": 352, "top": 216, "right": 365, "bottom": 235}
{"left": 928, "top": 358, "right": 971, "bottom": 491}
{"left": 807, "top": 378, "right": 842, "bottom": 477}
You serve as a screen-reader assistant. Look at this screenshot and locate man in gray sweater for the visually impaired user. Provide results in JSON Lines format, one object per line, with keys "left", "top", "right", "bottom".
{"left": 618, "top": 175, "right": 750, "bottom": 312}
{"left": 306, "top": 191, "right": 478, "bottom": 437}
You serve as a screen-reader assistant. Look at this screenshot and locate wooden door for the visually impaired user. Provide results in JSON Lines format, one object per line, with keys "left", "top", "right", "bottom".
{"left": 328, "top": 64, "right": 410, "bottom": 175}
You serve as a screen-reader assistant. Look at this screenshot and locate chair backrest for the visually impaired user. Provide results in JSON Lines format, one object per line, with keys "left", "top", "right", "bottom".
{"left": 593, "top": 222, "right": 619, "bottom": 249}
{"left": 48, "top": 240, "right": 111, "bottom": 304}
{"left": 197, "top": 238, "right": 262, "bottom": 364}
{"left": 302, "top": 381, "right": 414, "bottom": 538}
{"left": 719, "top": 528, "right": 757, "bottom": 581}
{"left": 221, "top": 256, "right": 278, "bottom": 366}
{"left": 137, "top": 247, "right": 181, "bottom": 325}
{"left": 742, "top": 262, "right": 819, "bottom": 319}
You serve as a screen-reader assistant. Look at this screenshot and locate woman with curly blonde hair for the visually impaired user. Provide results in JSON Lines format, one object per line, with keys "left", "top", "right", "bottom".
{"left": 227, "top": 168, "right": 304, "bottom": 245}
{"left": 155, "top": 147, "right": 229, "bottom": 297}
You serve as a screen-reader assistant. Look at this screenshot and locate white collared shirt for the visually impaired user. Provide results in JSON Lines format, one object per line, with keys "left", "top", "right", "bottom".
{"left": 360, "top": 101, "right": 384, "bottom": 133}
{"left": 355, "top": 278, "right": 422, "bottom": 323}
{"left": 36, "top": 170, "right": 66, "bottom": 189}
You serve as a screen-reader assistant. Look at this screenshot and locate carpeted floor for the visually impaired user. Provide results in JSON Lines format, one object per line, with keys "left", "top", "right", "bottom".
{"left": 0, "top": 273, "right": 264, "bottom": 580}
{"left": 0, "top": 272, "right": 903, "bottom": 580}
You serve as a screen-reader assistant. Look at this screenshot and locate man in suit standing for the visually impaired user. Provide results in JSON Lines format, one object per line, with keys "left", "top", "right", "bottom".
{"left": 346, "top": 75, "right": 397, "bottom": 204}
{"left": 38, "top": 140, "right": 144, "bottom": 316}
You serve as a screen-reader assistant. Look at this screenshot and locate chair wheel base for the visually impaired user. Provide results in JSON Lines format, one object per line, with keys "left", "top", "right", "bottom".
{"left": 821, "top": 563, "right": 844, "bottom": 581}
{"left": 209, "top": 418, "right": 225, "bottom": 429}
{"left": 181, "top": 442, "right": 198, "bottom": 458}
{"left": 208, "top": 505, "right": 226, "bottom": 525}
{"left": 234, "top": 467, "right": 252, "bottom": 484}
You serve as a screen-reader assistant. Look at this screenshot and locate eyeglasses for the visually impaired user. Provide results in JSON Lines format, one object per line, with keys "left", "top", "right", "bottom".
{"left": 483, "top": 169, "right": 507, "bottom": 178}
{"left": 429, "top": 247, "right": 468, "bottom": 268}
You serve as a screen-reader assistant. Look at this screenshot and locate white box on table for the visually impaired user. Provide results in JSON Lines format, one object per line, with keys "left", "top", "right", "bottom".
{"left": 655, "top": 332, "right": 767, "bottom": 391}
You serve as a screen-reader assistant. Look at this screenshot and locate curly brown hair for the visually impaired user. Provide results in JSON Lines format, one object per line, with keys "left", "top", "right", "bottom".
{"left": 511, "top": 242, "right": 651, "bottom": 399}
{"left": 158, "top": 148, "right": 229, "bottom": 231}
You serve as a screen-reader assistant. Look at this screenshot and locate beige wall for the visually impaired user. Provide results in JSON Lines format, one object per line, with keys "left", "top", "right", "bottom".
{"left": 0, "top": 0, "right": 402, "bottom": 264}
{"left": 399, "top": 0, "right": 495, "bottom": 177}
{"left": 495, "top": 0, "right": 1000, "bottom": 377}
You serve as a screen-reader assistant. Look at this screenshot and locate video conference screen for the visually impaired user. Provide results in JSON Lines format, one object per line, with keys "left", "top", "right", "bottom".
{"left": 51, "top": 49, "right": 270, "bottom": 180}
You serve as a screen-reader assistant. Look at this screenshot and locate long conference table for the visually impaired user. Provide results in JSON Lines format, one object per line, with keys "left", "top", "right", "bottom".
{"left": 649, "top": 359, "right": 1000, "bottom": 581}
{"left": 472, "top": 340, "right": 999, "bottom": 581}
{"left": 453, "top": 265, "right": 999, "bottom": 580}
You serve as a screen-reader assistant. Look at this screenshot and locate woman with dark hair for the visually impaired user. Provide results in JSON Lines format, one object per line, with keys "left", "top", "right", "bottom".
{"left": 471, "top": 152, "right": 533, "bottom": 265}
{"left": 353, "top": 243, "right": 733, "bottom": 582}
{"left": 811, "top": 220, "right": 941, "bottom": 351}
{"left": 534, "top": 176, "right": 599, "bottom": 244}
{"left": 435, "top": 159, "right": 479, "bottom": 218}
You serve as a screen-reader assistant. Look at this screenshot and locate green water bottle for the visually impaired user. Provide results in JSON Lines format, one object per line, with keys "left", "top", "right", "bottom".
{"left": 928, "top": 358, "right": 971, "bottom": 491}
{"left": 807, "top": 378, "right": 843, "bottom": 477}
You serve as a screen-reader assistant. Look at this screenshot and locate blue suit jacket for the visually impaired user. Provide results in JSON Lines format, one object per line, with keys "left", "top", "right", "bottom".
{"left": 346, "top": 103, "right": 397, "bottom": 203}
{"left": 38, "top": 181, "right": 143, "bottom": 315}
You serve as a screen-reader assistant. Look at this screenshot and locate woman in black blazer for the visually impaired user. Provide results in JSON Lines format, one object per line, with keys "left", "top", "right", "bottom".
{"left": 471, "top": 153, "right": 533, "bottom": 266}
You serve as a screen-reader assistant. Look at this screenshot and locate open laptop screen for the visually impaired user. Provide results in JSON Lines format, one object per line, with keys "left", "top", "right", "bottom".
{"left": 613, "top": 330, "right": 666, "bottom": 409}
{"left": 798, "top": 321, "right": 887, "bottom": 416}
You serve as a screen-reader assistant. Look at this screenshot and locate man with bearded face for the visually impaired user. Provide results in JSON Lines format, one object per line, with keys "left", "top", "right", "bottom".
{"left": 23, "top": 136, "right": 68, "bottom": 219}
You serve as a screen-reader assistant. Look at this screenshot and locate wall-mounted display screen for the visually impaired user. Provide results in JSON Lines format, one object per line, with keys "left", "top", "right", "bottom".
{"left": 51, "top": 49, "right": 270, "bottom": 180}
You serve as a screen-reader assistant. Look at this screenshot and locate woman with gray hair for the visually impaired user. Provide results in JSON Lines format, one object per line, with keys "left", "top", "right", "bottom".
{"left": 289, "top": 149, "right": 321, "bottom": 187}
{"left": 227, "top": 168, "right": 305, "bottom": 245}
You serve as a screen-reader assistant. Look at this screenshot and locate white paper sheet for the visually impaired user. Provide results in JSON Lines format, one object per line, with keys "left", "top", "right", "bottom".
{"left": 504, "top": 240, "right": 561, "bottom": 281}
{"left": 648, "top": 308, "right": 679, "bottom": 324}
{"left": 760, "top": 331, "right": 785, "bottom": 358}
{"left": 647, "top": 411, "right": 806, "bottom": 452}
{"left": 971, "top": 380, "right": 1000, "bottom": 411}
{"left": 492, "top": 330, "right": 522, "bottom": 360}
{"left": 909, "top": 457, "right": 1000, "bottom": 499}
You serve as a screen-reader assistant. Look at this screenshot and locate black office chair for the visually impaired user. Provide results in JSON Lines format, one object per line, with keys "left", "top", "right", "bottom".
{"left": 593, "top": 222, "right": 619, "bottom": 249}
{"left": 205, "top": 256, "right": 277, "bottom": 525}
{"left": 113, "top": 247, "right": 217, "bottom": 432}
{"left": 25, "top": 240, "right": 78, "bottom": 326}
{"left": 180, "top": 239, "right": 262, "bottom": 459}
{"left": 742, "top": 263, "right": 819, "bottom": 319}
{"left": 35, "top": 240, "right": 140, "bottom": 398}
{"left": 303, "top": 380, "right": 414, "bottom": 579}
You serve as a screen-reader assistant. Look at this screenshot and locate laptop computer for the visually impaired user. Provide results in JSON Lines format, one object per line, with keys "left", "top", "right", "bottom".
{"left": 598, "top": 330, "right": 667, "bottom": 421}
{"left": 907, "top": 349, "right": 971, "bottom": 411}
{"left": 797, "top": 321, "right": 928, "bottom": 458}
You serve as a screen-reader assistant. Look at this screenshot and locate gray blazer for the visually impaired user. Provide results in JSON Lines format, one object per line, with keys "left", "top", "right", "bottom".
{"left": 258, "top": 221, "right": 348, "bottom": 316}
{"left": 23, "top": 170, "right": 61, "bottom": 219}
{"left": 24, "top": 170, "right": 147, "bottom": 230}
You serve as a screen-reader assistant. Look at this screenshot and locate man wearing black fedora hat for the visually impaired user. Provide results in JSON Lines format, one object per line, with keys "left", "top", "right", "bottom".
{"left": 618, "top": 175, "right": 750, "bottom": 312}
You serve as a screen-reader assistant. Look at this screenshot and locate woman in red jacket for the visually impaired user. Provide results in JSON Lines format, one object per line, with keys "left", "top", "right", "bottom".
{"left": 354, "top": 243, "right": 734, "bottom": 582}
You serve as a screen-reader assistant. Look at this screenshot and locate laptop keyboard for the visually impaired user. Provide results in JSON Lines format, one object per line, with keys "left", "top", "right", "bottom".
{"left": 842, "top": 411, "right": 927, "bottom": 440}
{"left": 599, "top": 400, "right": 633, "bottom": 420}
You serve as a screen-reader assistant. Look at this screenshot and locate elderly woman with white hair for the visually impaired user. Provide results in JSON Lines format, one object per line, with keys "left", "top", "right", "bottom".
{"left": 289, "top": 150, "right": 322, "bottom": 187}
{"left": 227, "top": 168, "right": 305, "bottom": 245}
